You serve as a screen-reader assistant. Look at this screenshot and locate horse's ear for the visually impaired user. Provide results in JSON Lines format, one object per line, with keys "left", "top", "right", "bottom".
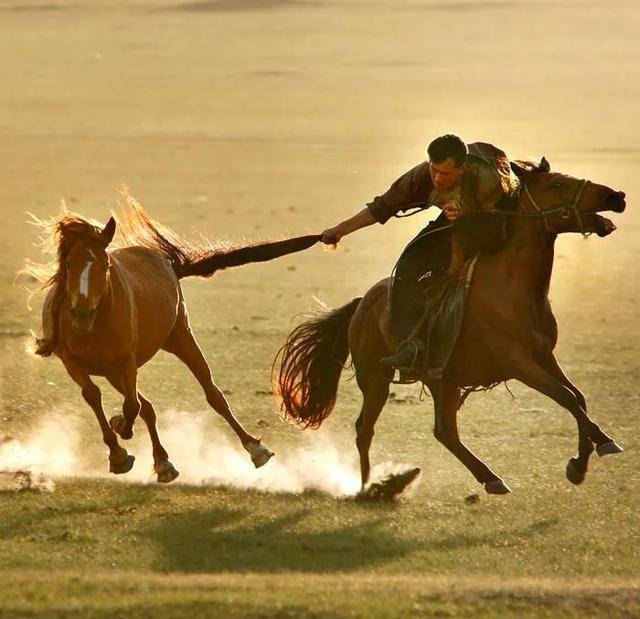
{"left": 539, "top": 156, "right": 550, "bottom": 173}
{"left": 510, "top": 161, "right": 530, "bottom": 180}
{"left": 101, "top": 217, "right": 116, "bottom": 246}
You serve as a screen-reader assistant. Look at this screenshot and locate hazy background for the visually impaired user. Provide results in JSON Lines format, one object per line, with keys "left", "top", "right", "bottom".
{"left": 0, "top": 2, "right": 638, "bottom": 616}
{"left": 0, "top": 0, "right": 640, "bottom": 524}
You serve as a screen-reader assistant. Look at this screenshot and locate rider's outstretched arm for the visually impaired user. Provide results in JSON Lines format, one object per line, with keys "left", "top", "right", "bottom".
{"left": 321, "top": 161, "right": 431, "bottom": 245}
{"left": 321, "top": 207, "right": 376, "bottom": 245}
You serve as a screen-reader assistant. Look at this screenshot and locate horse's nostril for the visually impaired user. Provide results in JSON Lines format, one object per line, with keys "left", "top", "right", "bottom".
{"left": 71, "top": 307, "right": 96, "bottom": 321}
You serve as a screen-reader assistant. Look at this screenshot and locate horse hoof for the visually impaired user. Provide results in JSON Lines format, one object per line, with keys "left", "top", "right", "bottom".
{"left": 245, "top": 442, "right": 275, "bottom": 468}
{"left": 596, "top": 441, "right": 623, "bottom": 457}
{"left": 156, "top": 460, "right": 179, "bottom": 484}
{"left": 109, "top": 415, "right": 133, "bottom": 440}
{"left": 109, "top": 454, "right": 135, "bottom": 475}
{"left": 356, "top": 467, "right": 422, "bottom": 503}
{"left": 485, "top": 479, "right": 511, "bottom": 495}
{"left": 565, "top": 458, "right": 585, "bottom": 485}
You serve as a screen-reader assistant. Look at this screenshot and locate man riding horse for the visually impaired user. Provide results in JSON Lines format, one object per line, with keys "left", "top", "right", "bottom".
{"left": 321, "top": 134, "right": 514, "bottom": 377}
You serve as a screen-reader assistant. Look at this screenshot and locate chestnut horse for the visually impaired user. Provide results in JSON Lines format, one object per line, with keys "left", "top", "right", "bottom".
{"left": 30, "top": 196, "right": 319, "bottom": 482}
{"left": 275, "top": 158, "right": 627, "bottom": 495}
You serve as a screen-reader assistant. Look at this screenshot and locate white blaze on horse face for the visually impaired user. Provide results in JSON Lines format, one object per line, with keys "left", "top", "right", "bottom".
{"left": 79, "top": 261, "right": 93, "bottom": 299}
{"left": 77, "top": 249, "right": 97, "bottom": 300}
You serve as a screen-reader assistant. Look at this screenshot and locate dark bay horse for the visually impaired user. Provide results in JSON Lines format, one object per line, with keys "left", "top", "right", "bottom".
{"left": 29, "top": 195, "right": 319, "bottom": 482}
{"left": 275, "top": 158, "right": 627, "bottom": 495}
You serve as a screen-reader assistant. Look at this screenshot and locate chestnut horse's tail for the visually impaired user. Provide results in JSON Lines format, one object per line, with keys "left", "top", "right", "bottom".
{"left": 176, "top": 235, "right": 321, "bottom": 279}
{"left": 273, "top": 298, "right": 362, "bottom": 429}
{"left": 116, "top": 191, "right": 320, "bottom": 280}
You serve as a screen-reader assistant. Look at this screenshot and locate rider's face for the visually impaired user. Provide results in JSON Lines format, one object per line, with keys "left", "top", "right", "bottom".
{"left": 429, "top": 158, "right": 464, "bottom": 191}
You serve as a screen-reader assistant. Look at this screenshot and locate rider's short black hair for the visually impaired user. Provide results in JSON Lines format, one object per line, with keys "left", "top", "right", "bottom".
{"left": 427, "top": 134, "right": 468, "bottom": 167}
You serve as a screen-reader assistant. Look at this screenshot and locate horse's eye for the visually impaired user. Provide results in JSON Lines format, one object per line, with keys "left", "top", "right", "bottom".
{"left": 551, "top": 181, "right": 563, "bottom": 190}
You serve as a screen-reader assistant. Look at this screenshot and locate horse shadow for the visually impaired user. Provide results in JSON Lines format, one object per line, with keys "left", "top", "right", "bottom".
{"left": 142, "top": 502, "right": 416, "bottom": 574}
{"left": 142, "top": 502, "right": 562, "bottom": 574}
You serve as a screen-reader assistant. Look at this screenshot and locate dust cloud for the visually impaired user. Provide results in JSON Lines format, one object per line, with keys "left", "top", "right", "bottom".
{"left": 0, "top": 411, "right": 367, "bottom": 497}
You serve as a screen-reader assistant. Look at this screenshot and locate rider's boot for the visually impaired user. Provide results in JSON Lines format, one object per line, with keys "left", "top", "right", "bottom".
{"left": 380, "top": 339, "right": 423, "bottom": 371}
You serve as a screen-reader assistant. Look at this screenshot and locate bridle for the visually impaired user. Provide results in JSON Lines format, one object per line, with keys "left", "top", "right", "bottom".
{"left": 392, "top": 175, "right": 594, "bottom": 238}
{"left": 511, "top": 177, "right": 592, "bottom": 237}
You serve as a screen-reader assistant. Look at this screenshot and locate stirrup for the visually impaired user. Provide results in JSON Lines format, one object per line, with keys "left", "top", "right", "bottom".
{"left": 421, "top": 367, "right": 443, "bottom": 383}
{"left": 394, "top": 368, "right": 420, "bottom": 384}
{"left": 380, "top": 340, "right": 423, "bottom": 371}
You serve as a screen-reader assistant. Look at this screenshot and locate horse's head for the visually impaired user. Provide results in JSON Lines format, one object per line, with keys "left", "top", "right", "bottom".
{"left": 61, "top": 216, "right": 116, "bottom": 332}
{"left": 510, "top": 158, "right": 626, "bottom": 237}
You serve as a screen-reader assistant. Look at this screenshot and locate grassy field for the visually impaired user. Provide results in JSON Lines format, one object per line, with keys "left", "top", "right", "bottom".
{"left": 1, "top": 480, "right": 639, "bottom": 617}
{"left": 1, "top": 0, "right": 639, "bottom": 616}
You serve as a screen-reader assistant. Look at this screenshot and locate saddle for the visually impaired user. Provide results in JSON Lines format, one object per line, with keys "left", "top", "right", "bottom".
{"left": 389, "top": 209, "right": 508, "bottom": 384}
{"left": 396, "top": 256, "right": 478, "bottom": 384}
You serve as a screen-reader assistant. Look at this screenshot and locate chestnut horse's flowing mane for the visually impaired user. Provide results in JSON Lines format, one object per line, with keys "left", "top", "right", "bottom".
{"left": 25, "top": 191, "right": 320, "bottom": 357}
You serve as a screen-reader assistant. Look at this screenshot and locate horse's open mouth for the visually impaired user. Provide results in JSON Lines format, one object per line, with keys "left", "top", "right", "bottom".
{"left": 593, "top": 214, "right": 617, "bottom": 237}
{"left": 71, "top": 314, "right": 97, "bottom": 332}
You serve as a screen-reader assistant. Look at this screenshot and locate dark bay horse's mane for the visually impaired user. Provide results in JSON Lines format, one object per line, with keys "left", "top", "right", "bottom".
{"left": 26, "top": 193, "right": 320, "bottom": 357}
{"left": 452, "top": 159, "right": 545, "bottom": 257}
{"left": 452, "top": 196, "right": 515, "bottom": 258}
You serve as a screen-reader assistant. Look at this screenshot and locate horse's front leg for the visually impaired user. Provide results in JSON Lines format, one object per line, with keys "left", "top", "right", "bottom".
{"left": 510, "top": 351, "right": 622, "bottom": 470}
{"left": 60, "top": 353, "right": 134, "bottom": 474}
{"left": 540, "top": 355, "right": 597, "bottom": 485}
{"left": 430, "top": 380, "right": 510, "bottom": 494}
{"left": 109, "top": 353, "right": 141, "bottom": 440}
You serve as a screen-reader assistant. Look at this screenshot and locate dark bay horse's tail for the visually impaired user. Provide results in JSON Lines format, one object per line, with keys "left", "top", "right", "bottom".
{"left": 117, "top": 192, "right": 321, "bottom": 279}
{"left": 273, "top": 298, "right": 362, "bottom": 429}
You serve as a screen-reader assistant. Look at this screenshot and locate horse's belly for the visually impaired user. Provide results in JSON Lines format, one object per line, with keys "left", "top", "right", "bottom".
{"left": 447, "top": 345, "right": 507, "bottom": 386}
{"left": 134, "top": 304, "right": 179, "bottom": 367}
{"left": 446, "top": 325, "right": 511, "bottom": 386}
{"left": 126, "top": 272, "right": 180, "bottom": 366}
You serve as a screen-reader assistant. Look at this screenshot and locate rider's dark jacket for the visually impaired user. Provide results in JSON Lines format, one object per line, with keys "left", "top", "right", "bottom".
{"left": 367, "top": 142, "right": 514, "bottom": 224}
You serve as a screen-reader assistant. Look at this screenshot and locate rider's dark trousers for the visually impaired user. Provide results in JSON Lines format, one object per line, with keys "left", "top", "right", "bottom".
{"left": 389, "top": 212, "right": 452, "bottom": 342}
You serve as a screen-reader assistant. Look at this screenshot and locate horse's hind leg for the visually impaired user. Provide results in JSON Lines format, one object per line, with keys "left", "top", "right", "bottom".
{"left": 541, "top": 355, "right": 614, "bottom": 485}
{"left": 355, "top": 369, "right": 393, "bottom": 488}
{"left": 431, "top": 380, "right": 510, "bottom": 494}
{"left": 60, "top": 354, "right": 134, "bottom": 475}
{"left": 162, "top": 321, "right": 274, "bottom": 468}
{"left": 106, "top": 376, "right": 178, "bottom": 484}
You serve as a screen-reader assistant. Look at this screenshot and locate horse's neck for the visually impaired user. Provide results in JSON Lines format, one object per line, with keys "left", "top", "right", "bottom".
{"left": 105, "top": 257, "right": 129, "bottom": 307}
{"left": 96, "top": 260, "right": 121, "bottom": 316}
{"left": 503, "top": 218, "right": 556, "bottom": 299}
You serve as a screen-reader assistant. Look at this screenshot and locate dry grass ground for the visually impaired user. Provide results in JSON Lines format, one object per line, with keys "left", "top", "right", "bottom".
{"left": 1, "top": 481, "right": 639, "bottom": 617}
{"left": 0, "top": 0, "right": 638, "bottom": 616}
